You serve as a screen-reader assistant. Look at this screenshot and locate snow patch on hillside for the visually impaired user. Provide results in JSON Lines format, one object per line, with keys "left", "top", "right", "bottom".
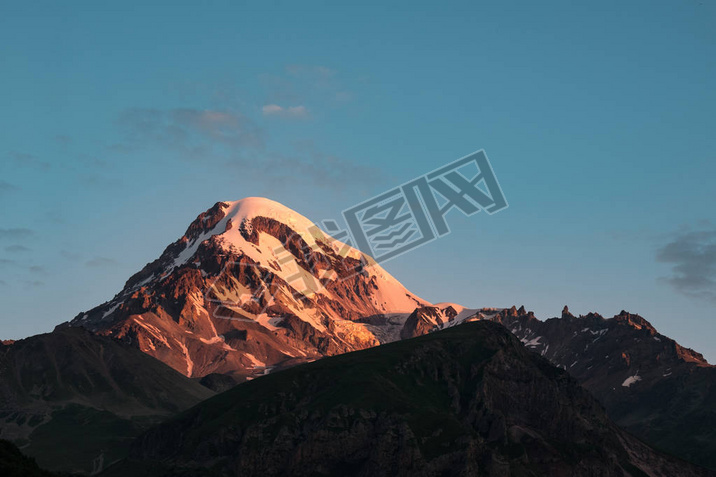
{"left": 521, "top": 336, "right": 543, "bottom": 348}
{"left": 622, "top": 374, "right": 641, "bottom": 387}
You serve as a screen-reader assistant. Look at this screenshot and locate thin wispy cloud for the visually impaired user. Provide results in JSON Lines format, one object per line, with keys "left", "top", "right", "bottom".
{"left": 0, "top": 228, "right": 35, "bottom": 241}
{"left": 286, "top": 64, "right": 337, "bottom": 80}
{"left": 262, "top": 104, "right": 309, "bottom": 118}
{"left": 60, "top": 250, "right": 82, "bottom": 261}
{"left": 44, "top": 211, "right": 66, "bottom": 226}
{"left": 85, "top": 257, "right": 118, "bottom": 268}
{"left": 657, "top": 227, "right": 716, "bottom": 303}
{"left": 222, "top": 146, "right": 380, "bottom": 191}
{"left": 76, "top": 153, "right": 112, "bottom": 170}
{"left": 334, "top": 91, "right": 353, "bottom": 102}
{"left": 0, "top": 259, "right": 44, "bottom": 276}
{"left": 0, "top": 258, "right": 16, "bottom": 268}
{"left": 79, "top": 174, "right": 124, "bottom": 189}
{"left": 260, "top": 64, "right": 353, "bottom": 107}
{"left": 115, "top": 108, "right": 264, "bottom": 156}
{"left": 110, "top": 101, "right": 377, "bottom": 190}
{"left": 5, "top": 245, "right": 31, "bottom": 253}
{"left": 54, "top": 135, "right": 72, "bottom": 146}
{"left": 0, "top": 181, "right": 18, "bottom": 196}
{"left": 7, "top": 151, "right": 51, "bottom": 170}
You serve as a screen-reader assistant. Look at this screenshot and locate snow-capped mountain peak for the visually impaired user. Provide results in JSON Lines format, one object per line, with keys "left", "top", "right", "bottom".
{"left": 69, "top": 198, "right": 428, "bottom": 379}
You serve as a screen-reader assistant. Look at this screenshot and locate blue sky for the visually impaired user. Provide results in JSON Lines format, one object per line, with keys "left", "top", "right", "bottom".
{"left": 1, "top": 1, "right": 715, "bottom": 360}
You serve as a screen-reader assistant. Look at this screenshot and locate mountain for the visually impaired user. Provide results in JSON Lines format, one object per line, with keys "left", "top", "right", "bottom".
{"left": 66, "top": 198, "right": 428, "bottom": 380}
{"left": 0, "top": 327, "right": 214, "bottom": 474}
{"left": 399, "top": 303, "right": 498, "bottom": 340}
{"left": 101, "top": 321, "right": 712, "bottom": 477}
{"left": 27, "top": 196, "right": 716, "bottom": 471}
{"left": 485, "top": 306, "right": 716, "bottom": 470}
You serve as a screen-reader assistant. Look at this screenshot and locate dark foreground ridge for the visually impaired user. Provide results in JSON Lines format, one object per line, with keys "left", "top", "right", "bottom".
{"left": 0, "top": 327, "right": 214, "bottom": 474}
{"left": 102, "top": 321, "right": 713, "bottom": 477}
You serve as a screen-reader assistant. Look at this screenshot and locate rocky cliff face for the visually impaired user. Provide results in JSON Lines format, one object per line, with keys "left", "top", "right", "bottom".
{"left": 488, "top": 306, "right": 716, "bottom": 470}
{"left": 67, "top": 198, "right": 428, "bottom": 380}
{"left": 101, "top": 322, "right": 712, "bottom": 477}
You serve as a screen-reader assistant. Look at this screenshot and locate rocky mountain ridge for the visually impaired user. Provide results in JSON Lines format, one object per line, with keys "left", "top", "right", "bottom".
{"left": 483, "top": 305, "right": 716, "bottom": 470}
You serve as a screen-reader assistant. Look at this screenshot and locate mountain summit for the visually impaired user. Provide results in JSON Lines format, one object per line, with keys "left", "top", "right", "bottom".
{"left": 67, "top": 198, "right": 428, "bottom": 379}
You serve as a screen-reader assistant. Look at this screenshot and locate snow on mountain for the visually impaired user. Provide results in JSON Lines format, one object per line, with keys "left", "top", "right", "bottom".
{"left": 68, "top": 198, "right": 429, "bottom": 379}
{"left": 621, "top": 374, "right": 641, "bottom": 387}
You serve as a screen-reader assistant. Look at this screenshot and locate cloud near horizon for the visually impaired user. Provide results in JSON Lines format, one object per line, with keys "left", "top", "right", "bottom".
{"left": 656, "top": 227, "right": 716, "bottom": 303}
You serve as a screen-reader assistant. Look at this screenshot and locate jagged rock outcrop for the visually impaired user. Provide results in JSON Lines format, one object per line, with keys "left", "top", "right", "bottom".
{"left": 399, "top": 306, "right": 456, "bottom": 339}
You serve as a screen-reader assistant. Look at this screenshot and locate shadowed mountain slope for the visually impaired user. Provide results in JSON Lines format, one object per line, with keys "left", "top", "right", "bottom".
{"left": 0, "top": 327, "right": 214, "bottom": 474}
{"left": 102, "top": 321, "right": 712, "bottom": 477}
{"left": 490, "top": 306, "right": 716, "bottom": 470}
